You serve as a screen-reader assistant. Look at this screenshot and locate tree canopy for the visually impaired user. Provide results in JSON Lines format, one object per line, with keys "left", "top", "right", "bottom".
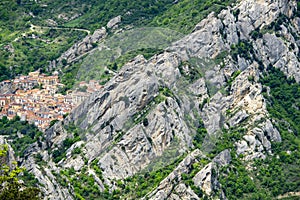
{"left": 0, "top": 145, "right": 40, "bottom": 200}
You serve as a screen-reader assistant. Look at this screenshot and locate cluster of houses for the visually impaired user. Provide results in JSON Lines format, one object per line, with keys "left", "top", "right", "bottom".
{"left": 0, "top": 70, "right": 102, "bottom": 130}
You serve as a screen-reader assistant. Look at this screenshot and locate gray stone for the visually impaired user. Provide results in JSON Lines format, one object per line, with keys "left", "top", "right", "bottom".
{"left": 147, "top": 150, "right": 204, "bottom": 200}
{"left": 57, "top": 27, "right": 107, "bottom": 64}
{"left": 107, "top": 16, "right": 121, "bottom": 29}
{"left": 16, "top": 0, "right": 300, "bottom": 199}
{"left": 228, "top": 110, "right": 249, "bottom": 127}
{"left": 213, "top": 149, "right": 231, "bottom": 166}
{"left": 262, "top": 33, "right": 286, "bottom": 64}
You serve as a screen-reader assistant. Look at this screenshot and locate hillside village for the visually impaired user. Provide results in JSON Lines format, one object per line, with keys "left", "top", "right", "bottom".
{"left": 0, "top": 70, "right": 102, "bottom": 130}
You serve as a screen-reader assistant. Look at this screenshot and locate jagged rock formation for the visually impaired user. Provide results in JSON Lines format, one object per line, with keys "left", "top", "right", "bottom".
{"left": 107, "top": 15, "right": 121, "bottom": 29}
{"left": 169, "top": 0, "right": 296, "bottom": 160}
{"left": 56, "top": 27, "right": 107, "bottom": 64}
{"left": 54, "top": 16, "right": 122, "bottom": 66}
{"left": 17, "top": 0, "right": 300, "bottom": 199}
{"left": 146, "top": 149, "right": 231, "bottom": 199}
{"left": 45, "top": 52, "right": 195, "bottom": 182}
{"left": 147, "top": 150, "right": 205, "bottom": 200}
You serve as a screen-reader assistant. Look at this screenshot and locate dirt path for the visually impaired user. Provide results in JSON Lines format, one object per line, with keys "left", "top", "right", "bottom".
{"left": 13, "top": 24, "right": 90, "bottom": 42}
{"left": 277, "top": 191, "right": 300, "bottom": 199}
{"left": 30, "top": 24, "right": 91, "bottom": 35}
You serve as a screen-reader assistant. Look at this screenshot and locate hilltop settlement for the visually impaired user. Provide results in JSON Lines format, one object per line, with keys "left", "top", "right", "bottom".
{"left": 0, "top": 70, "right": 102, "bottom": 130}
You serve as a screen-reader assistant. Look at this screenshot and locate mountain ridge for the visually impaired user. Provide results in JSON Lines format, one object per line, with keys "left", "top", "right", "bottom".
{"left": 1, "top": 0, "right": 300, "bottom": 199}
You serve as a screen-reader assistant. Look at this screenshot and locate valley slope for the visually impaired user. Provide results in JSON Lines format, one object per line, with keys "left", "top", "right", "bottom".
{"left": 1, "top": 0, "right": 300, "bottom": 199}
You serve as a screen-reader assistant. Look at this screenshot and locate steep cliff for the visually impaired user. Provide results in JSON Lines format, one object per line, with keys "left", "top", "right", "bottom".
{"left": 14, "top": 0, "right": 300, "bottom": 199}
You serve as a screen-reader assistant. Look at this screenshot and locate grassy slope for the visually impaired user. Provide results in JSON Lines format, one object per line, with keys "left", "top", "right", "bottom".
{"left": 151, "top": 0, "right": 236, "bottom": 34}
{"left": 0, "top": 1, "right": 88, "bottom": 80}
{"left": 0, "top": 0, "right": 237, "bottom": 82}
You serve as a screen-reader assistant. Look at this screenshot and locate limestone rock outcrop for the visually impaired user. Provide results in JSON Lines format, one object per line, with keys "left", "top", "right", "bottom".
{"left": 17, "top": 0, "right": 300, "bottom": 199}
{"left": 57, "top": 27, "right": 107, "bottom": 64}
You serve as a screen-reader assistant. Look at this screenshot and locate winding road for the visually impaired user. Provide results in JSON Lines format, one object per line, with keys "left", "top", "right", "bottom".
{"left": 13, "top": 24, "right": 91, "bottom": 42}
{"left": 30, "top": 24, "right": 91, "bottom": 35}
{"left": 277, "top": 191, "right": 300, "bottom": 199}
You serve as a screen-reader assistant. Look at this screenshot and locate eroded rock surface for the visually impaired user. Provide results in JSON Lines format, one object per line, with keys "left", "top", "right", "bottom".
{"left": 18, "top": 0, "right": 300, "bottom": 199}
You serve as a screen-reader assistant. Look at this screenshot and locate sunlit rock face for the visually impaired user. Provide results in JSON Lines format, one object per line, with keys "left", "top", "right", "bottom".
{"left": 17, "top": 0, "right": 300, "bottom": 199}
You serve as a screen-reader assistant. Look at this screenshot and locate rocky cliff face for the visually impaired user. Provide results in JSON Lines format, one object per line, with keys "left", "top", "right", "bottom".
{"left": 55, "top": 27, "right": 107, "bottom": 65}
{"left": 53, "top": 16, "right": 122, "bottom": 66}
{"left": 18, "top": 0, "right": 300, "bottom": 199}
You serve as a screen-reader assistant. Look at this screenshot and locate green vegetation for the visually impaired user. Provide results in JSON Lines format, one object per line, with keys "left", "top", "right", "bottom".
{"left": 62, "top": 0, "right": 175, "bottom": 31}
{"left": 62, "top": 167, "right": 102, "bottom": 200}
{"left": 0, "top": 116, "right": 43, "bottom": 157}
{"left": 132, "top": 86, "right": 174, "bottom": 125}
{"left": 178, "top": 60, "right": 203, "bottom": 83}
{"left": 262, "top": 13, "right": 290, "bottom": 34}
{"left": 7, "top": 29, "right": 86, "bottom": 75}
{"left": 218, "top": 66, "right": 300, "bottom": 199}
{"left": 59, "top": 59, "right": 84, "bottom": 94}
{"left": 230, "top": 41, "right": 254, "bottom": 62}
{"left": 2, "top": 1, "right": 299, "bottom": 199}
{"left": 108, "top": 48, "right": 163, "bottom": 71}
{"left": 56, "top": 150, "right": 185, "bottom": 200}
{"left": 219, "top": 153, "right": 258, "bottom": 200}
{"left": 211, "top": 128, "right": 245, "bottom": 156}
{"left": 71, "top": 147, "right": 82, "bottom": 155}
{"left": 91, "top": 159, "right": 104, "bottom": 182}
{"left": 0, "top": 0, "right": 239, "bottom": 86}
{"left": 1, "top": 0, "right": 237, "bottom": 35}
{"left": 260, "top": 66, "right": 300, "bottom": 135}
{"left": 53, "top": 166, "right": 103, "bottom": 200}
{"left": 214, "top": 51, "right": 228, "bottom": 67}
{"left": 297, "top": 2, "right": 300, "bottom": 17}
{"left": 192, "top": 119, "right": 208, "bottom": 149}
{"left": 114, "top": 153, "right": 186, "bottom": 199}
{"left": 199, "top": 98, "right": 208, "bottom": 111}
{"left": 151, "top": 0, "right": 236, "bottom": 33}
{"left": 181, "top": 159, "right": 209, "bottom": 198}
{"left": 227, "top": 70, "right": 241, "bottom": 87}
{"left": 52, "top": 123, "right": 81, "bottom": 163}
{"left": 75, "top": 26, "right": 183, "bottom": 86}
{"left": 54, "top": 137, "right": 186, "bottom": 199}
{"left": 0, "top": 145, "right": 40, "bottom": 200}
{"left": 0, "top": 0, "right": 87, "bottom": 81}
{"left": 0, "top": 117, "right": 41, "bottom": 197}
{"left": 20, "top": 170, "right": 40, "bottom": 189}
{"left": 49, "top": 119, "right": 59, "bottom": 127}
{"left": 255, "top": 66, "right": 300, "bottom": 197}
{"left": 250, "top": 28, "right": 263, "bottom": 40}
{"left": 0, "top": 1, "right": 31, "bottom": 42}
